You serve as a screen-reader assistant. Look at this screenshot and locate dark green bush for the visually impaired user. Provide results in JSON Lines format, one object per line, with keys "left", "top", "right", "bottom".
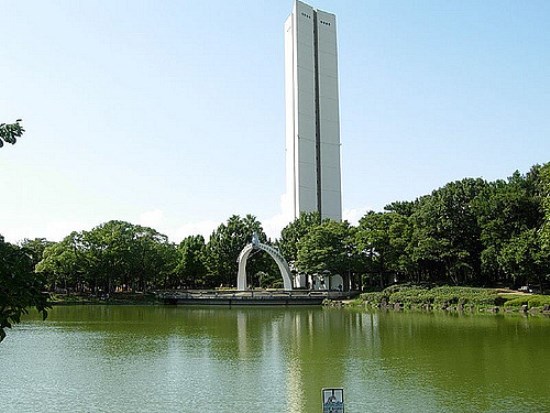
{"left": 384, "top": 283, "right": 428, "bottom": 294}
{"left": 360, "top": 292, "right": 386, "bottom": 304}
{"left": 527, "top": 295, "right": 550, "bottom": 308}
{"left": 389, "top": 289, "right": 432, "bottom": 305}
{"left": 362, "top": 285, "right": 502, "bottom": 307}
{"left": 431, "top": 287, "right": 498, "bottom": 306}
{"left": 503, "top": 297, "right": 529, "bottom": 307}
{"left": 501, "top": 294, "right": 550, "bottom": 308}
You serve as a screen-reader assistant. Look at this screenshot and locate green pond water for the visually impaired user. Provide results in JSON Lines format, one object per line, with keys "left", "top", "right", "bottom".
{"left": 1, "top": 305, "right": 549, "bottom": 413}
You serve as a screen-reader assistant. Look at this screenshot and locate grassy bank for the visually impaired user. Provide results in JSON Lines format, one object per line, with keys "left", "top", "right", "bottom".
{"left": 354, "top": 285, "right": 550, "bottom": 314}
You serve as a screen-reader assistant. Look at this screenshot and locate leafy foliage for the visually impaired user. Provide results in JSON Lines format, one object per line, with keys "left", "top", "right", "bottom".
{"left": 174, "top": 235, "right": 207, "bottom": 288}
{"left": 20, "top": 238, "right": 55, "bottom": 268}
{"left": 523, "top": 295, "right": 550, "bottom": 308}
{"left": 350, "top": 166, "right": 549, "bottom": 291}
{"left": 296, "top": 220, "right": 356, "bottom": 277}
{"left": 0, "top": 119, "right": 25, "bottom": 148}
{"left": 277, "top": 211, "right": 324, "bottom": 263}
{"left": 503, "top": 294, "right": 550, "bottom": 308}
{"left": 0, "top": 235, "right": 49, "bottom": 342}
{"left": 37, "top": 221, "right": 177, "bottom": 293}
{"left": 361, "top": 285, "right": 500, "bottom": 307}
{"left": 356, "top": 211, "right": 411, "bottom": 287}
{"left": 502, "top": 296, "right": 529, "bottom": 307}
{"left": 2, "top": 162, "right": 548, "bottom": 340}
{"left": 203, "top": 214, "right": 272, "bottom": 287}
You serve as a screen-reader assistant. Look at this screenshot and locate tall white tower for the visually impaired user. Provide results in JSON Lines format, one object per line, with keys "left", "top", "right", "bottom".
{"left": 285, "top": 0, "right": 342, "bottom": 221}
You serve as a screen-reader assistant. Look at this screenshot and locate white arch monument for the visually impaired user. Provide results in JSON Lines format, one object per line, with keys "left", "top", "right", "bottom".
{"left": 237, "top": 233, "right": 293, "bottom": 291}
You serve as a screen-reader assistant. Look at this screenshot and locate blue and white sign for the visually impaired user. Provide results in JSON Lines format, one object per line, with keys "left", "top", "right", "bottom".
{"left": 322, "top": 388, "right": 344, "bottom": 413}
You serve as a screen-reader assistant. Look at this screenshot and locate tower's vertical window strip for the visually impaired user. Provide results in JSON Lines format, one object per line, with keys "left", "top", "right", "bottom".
{"left": 291, "top": 17, "right": 297, "bottom": 217}
{"left": 313, "top": 10, "right": 322, "bottom": 217}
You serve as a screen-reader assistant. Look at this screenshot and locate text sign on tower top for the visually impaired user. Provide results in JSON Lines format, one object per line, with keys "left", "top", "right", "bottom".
{"left": 322, "top": 388, "right": 344, "bottom": 413}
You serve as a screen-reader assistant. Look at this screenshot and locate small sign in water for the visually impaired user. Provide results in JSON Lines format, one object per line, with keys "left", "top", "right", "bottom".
{"left": 322, "top": 388, "right": 344, "bottom": 413}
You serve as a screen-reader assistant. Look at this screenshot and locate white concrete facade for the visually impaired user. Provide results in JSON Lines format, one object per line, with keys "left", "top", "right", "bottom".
{"left": 285, "top": 0, "right": 342, "bottom": 221}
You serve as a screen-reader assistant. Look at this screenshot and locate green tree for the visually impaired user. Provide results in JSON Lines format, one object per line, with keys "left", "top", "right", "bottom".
{"left": 0, "top": 235, "right": 49, "bottom": 342}
{"left": 20, "top": 238, "right": 54, "bottom": 269}
{"left": 476, "top": 167, "right": 546, "bottom": 287}
{"left": 277, "top": 211, "right": 324, "bottom": 264}
{"left": 0, "top": 121, "right": 49, "bottom": 342}
{"left": 296, "top": 220, "right": 356, "bottom": 285}
{"left": 203, "top": 215, "right": 268, "bottom": 288}
{"left": 408, "top": 178, "right": 488, "bottom": 285}
{"left": 174, "top": 235, "right": 207, "bottom": 288}
{"left": 356, "top": 211, "right": 411, "bottom": 287}
{"left": 36, "top": 232, "right": 85, "bottom": 292}
{"left": 499, "top": 229, "right": 548, "bottom": 292}
{"left": 539, "top": 164, "right": 550, "bottom": 255}
{"left": 83, "top": 221, "right": 175, "bottom": 292}
{"left": 384, "top": 200, "right": 418, "bottom": 217}
{"left": 37, "top": 221, "right": 176, "bottom": 293}
{"left": 476, "top": 178, "right": 523, "bottom": 285}
{"left": 0, "top": 119, "right": 24, "bottom": 148}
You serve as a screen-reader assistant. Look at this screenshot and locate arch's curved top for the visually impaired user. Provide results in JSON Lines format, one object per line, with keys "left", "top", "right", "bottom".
{"left": 237, "top": 241, "right": 293, "bottom": 291}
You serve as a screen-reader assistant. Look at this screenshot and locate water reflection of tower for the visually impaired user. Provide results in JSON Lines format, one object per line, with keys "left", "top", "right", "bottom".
{"left": 284, "top": 310, "right": 308, "bottom": 413}
{"left": 234, "top": 309, "right": 304, "bottom": 410}
{"left": 234, "top": 308, "right": 381, "bottom": 411}
{"left": 287, "top": 310, "right": 381, "bottom": 411}
{"left": 236, "top": 311, "right": 249, "bottom": 357}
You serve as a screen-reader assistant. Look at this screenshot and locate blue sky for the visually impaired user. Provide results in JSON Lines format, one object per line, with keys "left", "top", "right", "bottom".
{"left": 2, "top": 0, "right": 549, "bottom": 243}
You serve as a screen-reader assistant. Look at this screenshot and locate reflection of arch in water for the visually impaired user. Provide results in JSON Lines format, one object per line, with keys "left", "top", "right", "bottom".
{"left": 237, "top": 242, "right": 293, "bottom": 291}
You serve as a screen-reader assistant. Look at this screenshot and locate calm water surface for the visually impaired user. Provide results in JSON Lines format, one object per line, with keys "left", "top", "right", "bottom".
{"left": 1, "top": 305, "right": 549, "bottom": 413}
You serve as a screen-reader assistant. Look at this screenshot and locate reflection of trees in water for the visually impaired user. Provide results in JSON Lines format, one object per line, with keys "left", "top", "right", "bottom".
{"left": 73, "top": 306, "right": 377, "bottom": 411}
{"left": 271, "top": 309, "right": 380, "bottom": 412}
{"left": 374, "top": 312, "right": 550, "bottom": 412}
{"left": 19, "top": 306, "right": 550, "bottom": 412}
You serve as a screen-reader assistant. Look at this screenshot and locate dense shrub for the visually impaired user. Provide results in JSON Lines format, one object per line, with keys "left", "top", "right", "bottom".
{"left": 526, "top": 295, "right": 550, "bottom": 308}
{"left": 503, "top": 297, "right": 529, "bottom": 307}
{"left": 389, "top": 289, "right": 433, "bottom": 305}
{"left": 361, "top": 285, "right": 502, "bottom": 307}
{"left": 383, "top": 284, "right": 428, "bottom": 294}
{"left": 502, "top": 294, "right": 550, "bottom": 308}
{"left": 360, "top": 292, "right": 386, "bottom": 304}
{"left": 431, "top": 287, "right": 498, "bottom": 305}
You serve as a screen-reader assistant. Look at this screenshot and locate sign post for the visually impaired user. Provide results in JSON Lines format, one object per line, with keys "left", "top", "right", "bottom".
{"left": 322, "top": 388, "right": 344, "bottom": 413}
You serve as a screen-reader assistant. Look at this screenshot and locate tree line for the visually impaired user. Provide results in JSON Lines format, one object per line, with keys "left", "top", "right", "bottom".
{"left": 2, "top": 162, "right": 549, "bottom": 341}
{"left": 2, "top": 163, "right": 549, "bottom": 300}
